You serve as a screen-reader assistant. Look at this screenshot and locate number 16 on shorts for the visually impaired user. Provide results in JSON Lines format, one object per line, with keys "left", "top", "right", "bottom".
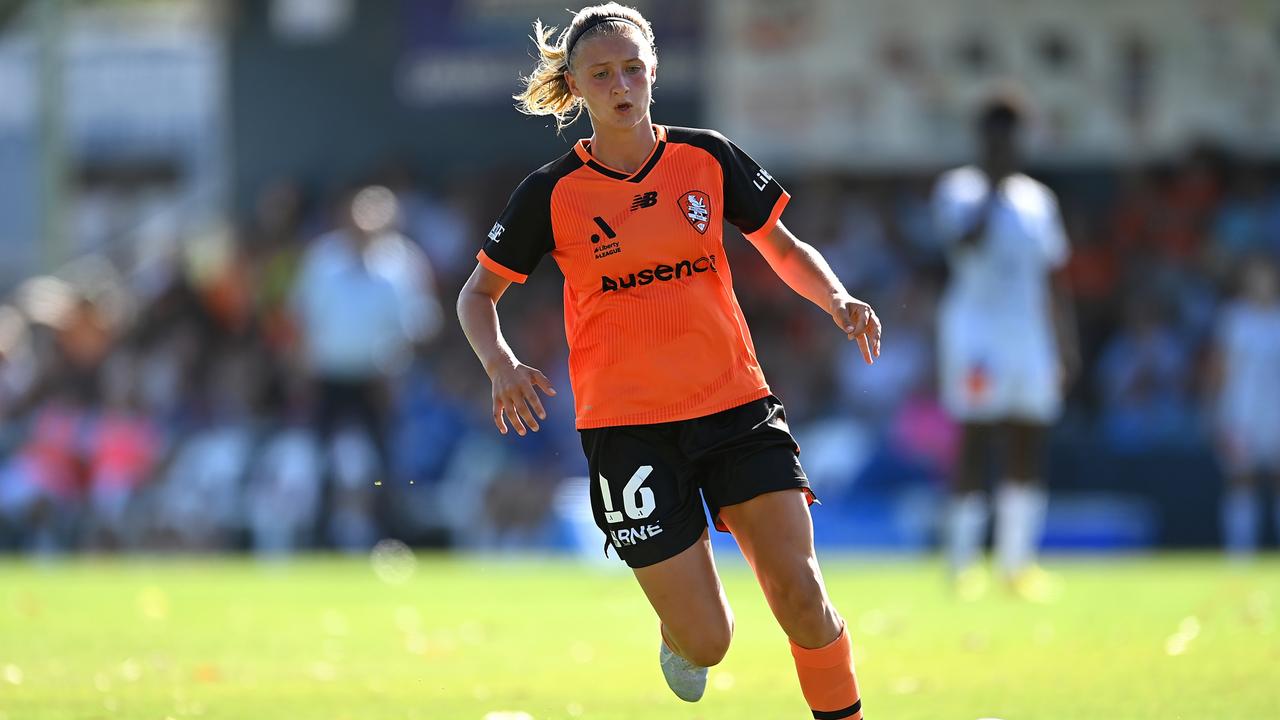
{"left": 599, "top": 466, "right": 656, "bottom": 522}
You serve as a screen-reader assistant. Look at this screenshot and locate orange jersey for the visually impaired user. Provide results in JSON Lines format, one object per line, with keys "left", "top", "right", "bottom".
{"left": 479, "top": 125, "right": 790, "bottom": 429}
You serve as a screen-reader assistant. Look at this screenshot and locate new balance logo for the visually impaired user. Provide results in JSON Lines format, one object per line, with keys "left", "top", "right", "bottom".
{"left": 487, "top": 222, "right": 505, "bottom": 243}
{"left": 630, "top": 191, "right": 659, "bottom": 210}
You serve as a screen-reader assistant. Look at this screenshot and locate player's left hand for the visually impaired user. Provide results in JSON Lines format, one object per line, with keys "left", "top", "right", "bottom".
{"left": 830, "top": 293, "right": 881, "bottom": 365}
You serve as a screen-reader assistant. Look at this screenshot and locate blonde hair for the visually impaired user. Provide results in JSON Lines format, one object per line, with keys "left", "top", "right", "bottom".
{"left": 514, "top": 3, "right": 656, "bottom": 132}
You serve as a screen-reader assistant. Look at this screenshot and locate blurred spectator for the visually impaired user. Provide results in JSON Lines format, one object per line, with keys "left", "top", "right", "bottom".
{"left": 153, "top": 346, "right": 260, "bottom": 550}
{"left": 1210, "top": 164, "right": 1280, "bottom": 273}
{"left": 85, "top": 348, "right": 163, "bottom": 550}
{"left": 1, "top": 135, "right": 1277, "bottom": 558}
{"left": 1208, "top": 259, "right": 1280, "bottom": 556}
{"left": 823, "top": 183, "right": 903, "bottom": 297}
{"left": 245, "top": 179, "right": 310, "bottom": 356}
{"left": 0, "top": 388, "right": 91, "bottom": 553}
{"left": 57, "top": 295, "right": 114, "bottom": 404}
{"left": 154, "top": 423, "right": 252, "bottom": 550}
{"left": 1111, "top": 147, "right": 1224, "bottom": 270}
{"left": 0, "top": 306, "right": 37, "bottom": 422}
{"left": 1096, "top": 294, "right": 1195, "bottom": 451}
{"left": 381, "top": 165, "right": 475, "bottom": 282}
{"left": 246, "top": 425, "right": 323, "bottom": 557}
{"left": 290, "top": 186, "right": 443, "bottom": 550}
{"left": 836, "top": 279, "right": 935, "bottom": 421}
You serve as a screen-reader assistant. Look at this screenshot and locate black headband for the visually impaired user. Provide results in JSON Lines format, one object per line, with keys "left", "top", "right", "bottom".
{"left": 565, "top": 15, "right": 645, "bottom": 61}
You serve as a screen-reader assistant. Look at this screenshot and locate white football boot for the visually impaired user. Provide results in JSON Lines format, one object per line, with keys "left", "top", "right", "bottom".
{"left": 659, "top": 641, "right": 708, "bottom": 702}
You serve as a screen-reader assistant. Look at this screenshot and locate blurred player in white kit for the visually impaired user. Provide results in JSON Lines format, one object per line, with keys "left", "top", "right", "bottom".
{"left": 932, "top": 96, "right": 1078, "bottom": 600}
{"left": 1210, "top": 259, "right": 1280, "bottom": 557}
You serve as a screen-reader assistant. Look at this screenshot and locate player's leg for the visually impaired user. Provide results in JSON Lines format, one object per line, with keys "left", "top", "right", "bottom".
{"left": 720, "top": 489, "right": 838, "bottom": 647}
{"left": 695, "top": 396, "right": 861, "bottom": 719}
{"left": 1221, "top": 424, "right": 1280, "bottom": 556}
{"left": 948, "top": 422, "right": 993, "bottom": 593}
{"left": 632, "top": 531, "right": 733, "bottom": 700}
{"left": 581, "top": 425, "right": 727, "bottom": 701}
{"left": 1222, "top": 467, "right": 1260, "bottom": 557}
{"left": 938, "top": 332, "right": 997, "bottom": 591}
{"left": 719, "top": 489, "right": 863, "bottom": 720}
{"left": 632, "top": 533, "right": 733, "bottom": 667}
{"left": 351, "top": 378, "right": 390, "bottom": 478}
{"left": 997, "top": 420, "right": 1055, "bottom": 596}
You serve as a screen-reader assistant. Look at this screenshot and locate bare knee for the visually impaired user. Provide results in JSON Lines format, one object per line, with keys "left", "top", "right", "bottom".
{"left": 672, "top": 615, "right": 733, "bottom": 667}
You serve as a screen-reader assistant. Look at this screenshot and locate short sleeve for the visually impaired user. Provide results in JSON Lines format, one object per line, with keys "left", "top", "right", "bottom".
{"left": 932, "top": 168, "right": 986, "bottom": 245}
{"left": 713, "top": 133, "right": 789, "bottom": 238}
{"left": 477, "top": 173, "right": 555, "bottom": 284}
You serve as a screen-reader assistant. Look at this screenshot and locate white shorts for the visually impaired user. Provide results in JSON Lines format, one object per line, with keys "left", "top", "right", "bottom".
{"left": 1219, "top": 416, "right": 1280, "bottom": 474}
{"left": 940, "top": 345, "right": 1061, "bottom": 424}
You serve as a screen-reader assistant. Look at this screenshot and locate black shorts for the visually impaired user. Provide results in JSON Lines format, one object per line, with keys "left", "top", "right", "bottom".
{"left": 579, "top": 394, "right": 812, "bottom": 569}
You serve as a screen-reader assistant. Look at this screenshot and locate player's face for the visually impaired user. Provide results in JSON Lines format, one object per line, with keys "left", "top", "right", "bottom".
{"left": 565, "top": 32, "right": 656, "bottom": 131}
{"left": 980, "top": 121, "right": 1019, "bottom": 178}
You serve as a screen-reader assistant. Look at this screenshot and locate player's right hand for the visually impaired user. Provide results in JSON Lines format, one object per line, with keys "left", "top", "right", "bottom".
{"left": 489, "top": 361, "right": 557, "bottom": 436}
{"left": 830, "top": 293, "right": 882, "bottom": 365}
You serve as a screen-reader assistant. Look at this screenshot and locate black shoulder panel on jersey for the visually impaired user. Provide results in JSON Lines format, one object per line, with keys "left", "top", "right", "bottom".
{"left": 481, "top": 150, "right": 584, "bottom": 280}
{"left": 664, "top": 126, "right": 786, "bottom": 235}
{"left": 664, "top": 125, "right": 731, "bottom": 158}
{"left": 533, "top": 148, "right": 587, "bottom": 187}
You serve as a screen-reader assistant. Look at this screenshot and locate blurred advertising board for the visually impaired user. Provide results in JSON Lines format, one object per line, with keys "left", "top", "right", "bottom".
{"left": 396, "top": 0, "right": 705, "bottom": 107}
{"left": 707, "top": 0, "right": 1280, "bottom": 171}
{"left": 0, "top": 3, "right": 221, "bottom": 283}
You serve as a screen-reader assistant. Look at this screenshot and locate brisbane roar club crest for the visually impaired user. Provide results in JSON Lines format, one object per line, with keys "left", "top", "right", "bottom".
{"left": 679, "top": 190, "right": 711, "bottom": 234}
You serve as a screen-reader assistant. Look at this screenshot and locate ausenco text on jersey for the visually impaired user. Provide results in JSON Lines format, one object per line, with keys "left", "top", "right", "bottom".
{"left": 600, "top": 255, "right": 718, "bottom": 293}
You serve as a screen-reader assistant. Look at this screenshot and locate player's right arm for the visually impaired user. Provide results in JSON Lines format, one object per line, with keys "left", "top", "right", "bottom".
{"left": 933, "top": 167, "right": 999, "bottom": 248}
{"left": 457, "top": 265, "right": 556, "bottom": 436}
{"left": 457, "top": 170, "right": 559, "bottom": 437}
{"left": 957, "top": 191, "right": 999, "bottom": 247}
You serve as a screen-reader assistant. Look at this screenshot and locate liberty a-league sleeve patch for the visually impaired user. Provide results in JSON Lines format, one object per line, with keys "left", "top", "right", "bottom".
{"left": 718, "top": 136, "right": 786, "bottom": 235}
{"left": 480, "top": 169, "right": 557, "bottom": 280}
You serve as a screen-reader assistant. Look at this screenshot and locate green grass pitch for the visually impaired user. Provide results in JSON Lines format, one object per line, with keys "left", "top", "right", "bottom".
{"left": 1, "top": 554, "right": 1277, "bottom": 719}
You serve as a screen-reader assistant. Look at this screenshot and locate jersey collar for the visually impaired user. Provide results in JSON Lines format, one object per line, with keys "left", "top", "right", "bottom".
{"left": 575, "top": 125, "right": 668, "bottom": 183}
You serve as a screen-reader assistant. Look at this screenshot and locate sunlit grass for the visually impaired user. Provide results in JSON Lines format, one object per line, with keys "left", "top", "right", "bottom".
{"left": 1, "top": 554, "right": 1277, "bottom": 719}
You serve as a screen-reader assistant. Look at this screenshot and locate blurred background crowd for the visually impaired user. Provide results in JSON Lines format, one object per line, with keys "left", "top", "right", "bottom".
{"left": 1, "top": 0, "right": 1279, "bottom": 556}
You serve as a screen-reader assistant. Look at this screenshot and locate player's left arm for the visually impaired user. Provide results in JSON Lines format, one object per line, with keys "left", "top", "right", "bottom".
{"left": 1042, "top": 189, "right": 1080, "bottom": 389}
{"left": 1050, "top": 268, "right": 1080, "bottom": 389}
{"left": 747, "top": 219, "right": 881, "bottom": 364}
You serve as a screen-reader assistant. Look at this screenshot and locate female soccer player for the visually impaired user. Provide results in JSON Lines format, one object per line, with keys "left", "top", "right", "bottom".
{"left": 457, "top": 5, "right": 880, "bottom": 717}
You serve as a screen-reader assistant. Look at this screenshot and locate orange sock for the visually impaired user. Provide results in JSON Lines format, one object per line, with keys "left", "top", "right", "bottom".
{"left": 789, "top": 622, "right": 863, "bottom": 719}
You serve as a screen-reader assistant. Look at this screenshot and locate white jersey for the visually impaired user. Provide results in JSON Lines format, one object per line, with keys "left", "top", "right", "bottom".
{"left": 292, "top": 230, "right": 441, "bottom": 379}
{"left": 932, "top": 166, "right": 1069, "bottom": 422}
{"left": 1216, "top": 300, "right": 1280, "bottom": 468}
